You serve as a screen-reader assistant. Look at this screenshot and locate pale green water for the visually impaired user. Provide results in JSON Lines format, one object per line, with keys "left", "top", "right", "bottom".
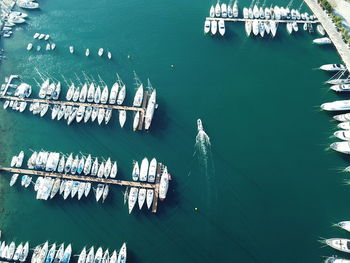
{"left": 0, "top": 0, "right": 349, "bottom": 262}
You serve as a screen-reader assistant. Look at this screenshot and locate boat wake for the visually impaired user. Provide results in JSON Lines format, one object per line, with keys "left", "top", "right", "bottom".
{"left": 194, "top": 130, "right": 211, "bottom": 170}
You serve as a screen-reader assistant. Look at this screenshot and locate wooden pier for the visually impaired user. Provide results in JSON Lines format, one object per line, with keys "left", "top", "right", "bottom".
{"left": 303, "top": 0, "right": 350, "bottom": 71}
{"left": 151, "top": 163, "right": 162, "bottom": 213}
{"left": 138, "top": 90, "right": 148, "bottom": 130}
{"left": 205, "top": 17, "right": 319, "bottom": 23}
{"left": 1, "top": 75, "right": 19, "bottom": 96}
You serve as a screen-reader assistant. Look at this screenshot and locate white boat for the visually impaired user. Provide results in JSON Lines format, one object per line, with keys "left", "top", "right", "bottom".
{"left": 57, "top": 155, "right": 65, "bottom": 173}
{"left": 71, "top": 181, "right": 80, "bottom": 198}
{"left": 19, "top": 242, "right": 29, "bottom": 262}
{"left": 252, "top": 20, "right": 259, "bottom": 36}
{"left": 69, "top": 46, "right": 74, "bottom": 54}
{"left": 51, "top": 43, "right": 56, "bottom": 50}
{"left": 54, "top": 244, "right": 64, "bottom": 263}
{"left": 7, "top": 241, "right": 15, "bottom": 260}
{"left": 44, "top": 34, "right": 50, "bottom": 40}
{"left": 132, "top": 162, "right": 139, "bottom": 181}
{"left": 159, "top": 167, "right": 169, "bottom": 200}
{"left": 64, "top": 154, "right": 73, "bottom": 173}
{"left": 39, "top": 78, "right": 50, "bottom": 98}
{"left": 264, "top": 21, "right": 271, "bottom": 34}
{"left": 324, "top": 256, "right": 350, "bottom": 263}
{"left": 232, "top": 1, "right": 238, "bottom": 17}
{"left": 227, "top": 4, "right": 233, "bottom": 18}
{"left": 66, "top": 84, "right": 75, "bottom": 101}
{"left": 51, "top": 105, "right": 60, "bottom": 120}
{"left": 292, "top": 21, "right": 298, "bottom": 32}
{"left": 38, "top": 242, "right": 48, "bottom": 263}
{"left": 338, "top": 122, "right": 350, "bottom": 130}
{"left": 63, "top": 180, "right": 73, "bottom": 199}
{"left": 97, "top": 108, "right": 105, "bottom": 125}
{"left": 78, "top": 247, "right": 86, "bottom": 263}
{"left": 145, "top": 87, "right": 156, "bottom": 130}
{"left": 83, "top": 154, "right": 92, "bottom": 175}
{"left": 79, "top": 83, "right": 88, "bottom": 102}
{"left": 108, "top": 51, "right": 112, "bottom": 59}
{"left": 85, "top": 48, "right": 90, "bottom": 56}
{"left": 46, "top": 243, "right": 56, "bottom": 263}
{"left": 3, "top": 100, "right": 9, "bottom": 110}
{"left": 97, "top": 162, "right": 104, "bottom": 178}
{"left": 34, "top": 33, "right": 39, "bottom": 39}
{"left": 210, "top": 20, "right": 217, "bottom": 35}
{"left": 243, "top": 7, "right": 248, "bottom": 18}
{"left": 109, "top": 82, "right": 119, "bottom": 104}
{"left": 331, "top": 84, "right": 350, "bottom": 92}
{"left": 91, "top": 158, "right": 99, "bottom": 176}
{"left": 45, "top": 43, "right": 51, "bottom": 51}
{"left": 330, "top": 141, "right": 350, "bottom": 154}
{"left": 119, "top": 110, "right": 126, "bottom": 128}
{"left": 71, "top": 155, "right": 79, "bottom": 174}
{"left": 138, "top": 188, "right": 146, "bottom": 209}
{"left": 218, "top": 19, "right": 225, "bottom": 36}
{"left": 133, "top": 111, "right": 140, "bottom": 131}
{"left": 87, "top": 83, "right": 95, "bottom": 102}
{"left": 101, "top": 86, "right": 109, "bottom": 104}
{"left": 209, "top": 5, "right": 215, "bottom": 18}
{"left": 61, "top": 245, "right": 72, "bottom": 263}
{"left": 109, "top": 251, "right": 117, "bottom": 263}
{"left": 16, "top": 151, "right": 24, "bottom": 168}
{"left": 17, "top": 0, "right": 39, "bottom": 9}
{"left": 320, "top": 64, "right": 346, "bottom": 72}
{"left": 11, "top": 156, "right": 17, "bottom": 167}
{"left": 84, "top": 182, "right": 91, "bottom": 197}
{"left": 337, "top": 221, "right": 350, "bottom": 233}
{"left": 27, "top": 43, "right": 33, "bottom": 51}
{"left": 325, "top": 238, "right": 350, "bottom": 253}
{"left": 117, "top": 243, "right": 126, "bottom": 263}
{"left": 148, "top": 158, "right": 157, "bottom": 183}
{"left": 204, "top": 20, "right": 210, "bottom": 34}
{"left": 303, "top": 23, "right": 308, "bottom": 31}
{"left": 334, "top": 113, "right": 350, "bottom": 122}
{"left": 133, "top": 85, "right": 143, "bottom": 107}
{"left": 116, "top": 81, "right": 126, "bottom": 105}
{"left": 50, "top": 178, "right": 61, "bottom": 198}
{"left": 77, "top": 156, "right": 85, "bottom": 174}
{"left": 21, "top": 175, "right": 32, "bottom": 188}
{"left": 128, "top": 187, "right": 138, "bottom": 213}
{"left": 10, "top": 173, "right": 19, "bottom": 186}
{"left": 77, "top": 182, "right": 86, "bottom": 200}
{"left": 146, "top": 189, "right": 154, "bottom": 209}
{"left": 67, "top": 107, "right": 78, "bottom": 125}
{"left": 72, "top": 86, "right": 80, "bottom": 102}
{"left": 245, "top": 21, "right": 252, "bottom": 37}
{"left": 86, "top": 247, "right": 94, "bottom": 263}
{"left": 84, "top": 106, "right": 93, "bottom": 122}
{"left": 221, "top": 3, "right": 227, "bottom": 18}
{"left": 270, "top": 21, "right": 277, "bottom": 37}
{"left": 13, "top": 243, "right": 23, "bottom": 261}
{"left": 102, "top": 184, "right": 109, "bottom": 202}
{"left": 94, "top": 86, "right": 101, "bottom": 103}
{"left": 327, "top": 78, "right": 350, "bottom": 85}
{"left": 59, "top": 180, "right": 66, "bottom": 195}
{"left": 110, "top": 162, "right": 117, "bottom": 178}
{"left": 76, "top": 105, "right": 85, "bottom": 123}
{"left": 215, "top": 2, "right": 221, "bottom": 17}
{"left": 64, "top": 106, "right": 72, "bottom": 120}
{"left": 313, "top": 37, "right": 332, "bottom": 45}
{"left": 317, "top": 24, "right": 326, "bottom": 35}
{"left": 259, "top": 7, "right": 264, "bottom": 18}
{"left": 31, "top": 246, "right": 40, "bottom": 263}
{"left": 286, "top": 22, "right": 293, "bottom": 34}
{"left": 259, "top": 21, "right": 265, "bottom": 37}
{"left": 253, "top": 4, "right": 259, "bottom": 18}
{"left": 140, "top": 158, "right": 149, "bottom": 181}
{"left": 321, "top": 100, "right": 350, "bottom": 111}
{"left": 334, "top": 130, "right": 350, "bottom": 141}
{"left": 104, "top": 158, "right": 112, "bottom": 178}
{"left": 98, "top": 48, "right": 104, "bottom": 56}
{"left": 95, "top": 184, "right": 104, "bottom": 201}
{"left": 91, "top": 107, "right": 99, "bottom": 122}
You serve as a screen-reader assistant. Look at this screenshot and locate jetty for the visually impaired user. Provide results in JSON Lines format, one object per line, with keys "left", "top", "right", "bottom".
{"left": 205, "top": 17, "right": 319, "bottom": 23}
{"left": 304, "top": 0, "right": 350, "bottom": 71}
{"left": 1, "top": 75, "right": 19, "bottom": 96}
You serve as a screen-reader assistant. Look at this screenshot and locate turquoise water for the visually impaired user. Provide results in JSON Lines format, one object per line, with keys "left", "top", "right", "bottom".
{"left": 0, "top": 0, "right": 349, "bottom": 262}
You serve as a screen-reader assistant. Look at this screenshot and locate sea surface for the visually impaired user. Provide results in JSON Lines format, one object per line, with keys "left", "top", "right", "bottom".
{"left": 0, "top": 0, "right": 348, "bottom": 262}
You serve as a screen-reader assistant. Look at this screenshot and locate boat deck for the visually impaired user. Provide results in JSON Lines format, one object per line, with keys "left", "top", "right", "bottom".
{"left": 303, "top": 0, "right": 350, "bottom": 72}
{"left": 205, "top": 17, "right": 319, "bottom": 23}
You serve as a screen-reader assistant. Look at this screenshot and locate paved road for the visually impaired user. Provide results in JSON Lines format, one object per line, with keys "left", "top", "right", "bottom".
{"left": 304, "top": 0, "right": 350, "bottom": 71}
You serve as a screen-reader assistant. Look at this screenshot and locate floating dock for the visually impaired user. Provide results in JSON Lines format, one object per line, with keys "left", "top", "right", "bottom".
{"left": 303, "top": 0, "right": 350, "bottom": 71}
{"left": 0, "top": 166, "right": 161, "bottom": 213}
{"left": 205, "top": 17, "right": 319, "bottom": 23}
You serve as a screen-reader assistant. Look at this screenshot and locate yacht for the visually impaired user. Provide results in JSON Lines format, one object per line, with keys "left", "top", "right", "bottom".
{"left": 97, "top": 162, "right": 105, "bottom": 178}
{"left": 215, "top": 2, "right": 221, "bottom": 17}
{"left": 91, "top": 107, "right": 99, "bottom": 122}
{"left": 77, "top": 182, "right": 86, "bottom": 200}
{"left": 102, "top": 185, "right": 109, "bottom": 202}
{"left": 85, "top": 48, "right": 90, "bottom": 57}
{"left": 331, "top": 84, "right": 350, "bottom": 92}
{"left": 108, "top": 51, "right": 112, "bottom": 59}
{"left": 148, "top": 158, "right": 157, "bottom": 183}
{"left": 84, "top": 106, "right": 93, "bottom": 123}
{"left": 210, "top": 5, "right": 215, "bottom": 17}
{"left": 337, "top": 221, "right": 350, "bottom": 233}
{"left": 327, "top": 78, "right": 350, "bottom": 85}
{"left": 252, "top": 20, "right": 259, "bottom": 36}
{"left": 211, "top": 20, "right": 217, "bottom": 35}
{"left": 46, "top": 43, "right": 51, "bottom": 51}
{"left": 286, "top": 22, "right": 293, "bottom": 34}
{"left": 139, "top": 158, "right": 149, "bottom": 181}
{"left": 44, "top": 34, "right": 50, "bottom": 40}
{"left": 338, "top": 122, "right": 350, "bottom": 130}
{"left": 116, "top": 80, "right": 126, "bottom": 105}
{"left": 146, "top": 189, "right": 154, "bottom": 209}
{"left": 79, "top": 83, "right": 88, "bottom": 102}
{"left": 19, "top": 242, "right": 29, "bottom": 262}
{"left": 17, "top": 0, "right": 39, "bottom": 9}
{"left": 245, "top": 21, "right": 252, "bottom": 37}
{"left": 95, "top": 184, "right": 105, "bottom": 201}
{"left": 87, "top": 83, "right": 95, "bottom": 102}
{"left": 325, "top": 238, "right": 350, "bottom": 253}
{"left": 317, "top": 24, "right": 326, "bottom": 35}
{"left": 334, "top": 113, "right": 350, "bottom": 122}
{"left": 71, "top": 181, "right": 80, "bottom": 198}
{"left": 94, "top": 86, "right": 101, "bottom": 103}
{"left": 51, "top": 43, "right": 56, "bottom": 50}
{"left": 98, "top": 48, "right": 104, "bottom": 56}
{"left": 218, "top": 19, "right": 225, "bottom": 36}
{"left": 313, "top": 37, "right": 332, "bottom": 45}
{"left": 145, "top": 87, "right": 156, "bottom": 130}
{"left": 324, "top": 256, "right": 350, "bottom": 263}
{"left": 10, "top": 173, "right": 19, "bottom": 186}
{"left": 334, "top": 130, "right": 350, "bottom": 141}
{"left": 21, "top": 175, "right": 32, "bottom": 188}
{"left": 34, "top": 32, "right": 39, "bottom": 39}
{"left": 16, "top": 151, "right": 24, "bottom": 168}
{"left": 76, "top": 105, "right": 85, "bottom": 123}
{"left": 86, "top": 247, "right": 94, "bottom": 263}
{"left": 138, "top": 188, "right": 146, "bottom": 209}
{"left": 248, "top": 7, "right": 253, "bottom": 19}
{"left": 232, "top": 1, "right": 238, "bottom": 17}
{"left": 128, "top": 187, "right": 138, "bottom": 213}
{"left": 104, "top": 158, "right": 112, "bottom": 178}
{"left": 221, "top": 3, "right": 227, "bottom": 18}
{"left": 117, "top": 243, "right": 126, "bottom": 263}
{"left": 109, "top": 251, "right": 117, "bottom": 263}
{"left": 320, "top": 64, "right": 346, "bottom": 72}
{"left": 204, "top": 20, "right": 210, "bottom": 34}
{"left": 253, "top": 4, "right": 259, "bottom": 18}
{"left": 110, "top": 162, "right": 117, "bottom": 178}
{"left": 66, "top": 84, "right": 75, "bottom": 101}
{"left": 159, "top": 167, "right": 169, "bottom": 200}
{"left": 132, "top": 162, "right": 139, "bottom": 181}
{"left": 101, "top": 85, "right": 109, "bottom": 104}
{"left": 330, "top": 141, "right": 350, "bottom": 154}
{"left": 77, "top": 247, "right": 86, "bottom": 263}
{"left": 227, "top": 4, "right": 233, "bottom": 18}
{"left": 91, "top": 158, "right": 99, "bottom": 176}
{"left": 50, "top": 178, "right": 61, "bottom": 199}
{"left": 133, "top": 111, "right": 140, "bottom": 131}
{"left": 62, "top": 245, "right": 72, "bottom": 263}
{"left": 46, "top": 243, "right": 56, "bottom": 263}
{"left": 243, "top": 7, "right": 248, "bottom": 18}
{"left": 133, "top": 80, "right": 143, "bottom": 107}
{"left": 94, "top": 248, "right": 103, "bottom": 263}
{"left": 119, "top": 110, "right": 126, "bottom": 128}
{"left": 85, "top": 182, "right": 91, "bottom": 197}
{"left": 321, "top": 100, "right": 350, "bottom": 111}
{"left": 97, "top": 108, "right": 105, "bottom": 125}
{"left": 54, "top": 244, "right": 64, "bottom": 263}
{"left": 109, "top": 82, "right": 119, "bottom": 104}
{"left": 69, "top": 46, "right": 74, "bottom": 54}
{"left": 83, "top": 154, "right": 92, "bottom": 175}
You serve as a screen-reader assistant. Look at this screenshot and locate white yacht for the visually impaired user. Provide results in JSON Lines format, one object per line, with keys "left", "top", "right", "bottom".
{"left": 85, "top": 48, "right": 90, "bottom": 56}
{"left": 215, "top": 2, "right": 221, "bottom": 17}
{"left": 117, "top": 243, "right": 126, "bottom": 263}
{"left": 76, "top": 105, "right": 85, "bottom": 123}
{"left": 313, "top": 37, "right": 332, "bottom": 45}
{"left": 84, "top": 106, "right": 92, "bottom": 122}
{"left": 97, "top": 162, "right": 105, "bottom": 178}
{"left": 221, "top": 3, "right": 227, "bottom": 18}
{"left": 253, "top": 4, "right": 259, "bottom": 18}
{"left": 100, "top": 85, "right": 109, "bottom": 104}
{"left": 138, "top": 188, "right": 146, "bottom": 209}
{"left": 97, "top": 108, "right": 105, "bottom": 125}
{"left": 211, "top": 20, "right": 217, "bottom": 35}
{"left": 334, "top": 113, "right": 350, "bottom": 122}
{"left": 232, "top": 1, "right": 238, "bottom": 17}
{"left": 72, "top": 86, "right": 80, "bottom": 102}
{"left": 119, "top": 110, "right": 126, "bottom": 128}
{"left": 91, "top": 158, "right": 99, "bottom": 176}
{"left": 146, "top": 189, "right": 154, "bottom": 209}
{"left": 95, "top": 184, "right": 104, "bottom": 202}
{"left": 104, "top": 158, "right": 112, "bottom": 178}
{"left": 320, "top": 64, "right": 346, "bottom": 72}
{"left": 27, "top": 43, "right": 33, "bottom": 51}
{"left": 159, "top": 167, "right": 169, "bottom": 200}
{"left": 292, "top": 21, "right": 298, "bottom": 32}
{"left": 331, "top": 84, "right": 350, "bottom": 92}
{"left": 286, "top": 22, "right": 293, "bottom": 34}
{"left": 325, "top": 238, "right": 350, "bottom": 253}
{"left": 210, "top": 5, "right": 215, "bottom": 18}
{"left": 218, "top": 19, "right": 225, "bottom": 36}
{"left": 148, "top": 158, "right": 157, "bottom": 183}
{"left": 334, "top": 130, "right": 350, "bottom": 141}
{"left": 132, "top": 162, "right": 139, "bottom": 181}
{"left": 128, "top": 187, "right": 138, "bottom": 214}
{"left": 17, "top": 0, "right": 39, "bottom": 9}
{"left": 243, "top": 7, "right": 248, "bottom": 18}
{"left": 79, "top": 83, "right": 88, "bottom": 102}
{"left": 227, "top": 4, "right": 233, "bottom": 18}
{"left": 204, "top": 20, "right": 210, "bottom": 34}
{"left": 66, "top": 83, "right": 75, "bottom": 101}
{"left": 94, "top": 86, "right": 101, "bottom": 104}
{"left": 108, "top": 51, "right": 112, "bottom": 59}
{"left": 252, "top": 20, "right": 259, "bottom": 36}
{"left": 140, "top": 157, "right": 149, "bottom": 182}
{"left": 259, "top": 21, "right": 265, "bottom": 37}
{"left": 110, "top": 161, "right": 117, "bottom": 178}
{"left": 91, "top": 107, "right": 99, "bottom": 122}
{"left": 133, "top": 111, "right": 140, "bottom": 131}
{"left": 330, "top": 141, "right": 350, "bottom": 154}
{"left": 116, "top": 80, "right": 126, "bottom": 105}
{"left": 337, "top": 221, "right": 350, "bottom": 233}
{"left": 321, "top": 100, "right": 350, "bottom": 111}
{"left": 87, "top": 83, "right": 95, "bottom": 102}
{"left": 270, "top": 21, "right": 277, "bottom": 37}
{"left": 104, "top": 108, "right": 112, "bottom": 124}
{"left": 245, "top": 21, "right": 252, "bottom": 37}
{"left": 338, "top": 122, "right": 350, "bottom": 130}
{"left": 145, "top": 87, "right": 156, "bottom": 130}
{"left": 327, "top": 78, "right": 350, "bottom": 85}
{"left": 109, "top": 82, "right": 119, "bottom": 104}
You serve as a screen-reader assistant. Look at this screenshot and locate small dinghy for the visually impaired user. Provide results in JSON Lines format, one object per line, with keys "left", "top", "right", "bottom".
{"left": 26, "top": 43, "right": 33, "bottom": 51}
{"left": 107, "top": 51, "right": 112, "bottom": 59}
{"left": 69, "top": 46, "right": 74, "bottom": 54}
{"left": 119, "top": 110, "right": 126, "bottom": 128}
{"left": 85, "top": 48, "right": 89, "bottom": 56}
{"left": 98, "top": 48, "right": 104, "bottom": 57}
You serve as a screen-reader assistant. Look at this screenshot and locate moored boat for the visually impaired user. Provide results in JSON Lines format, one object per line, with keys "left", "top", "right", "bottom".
{"left": 159, "top": 167, "right": 169, "bottom": 200}
{"left": 146, "top": 189, "right": 154, "bottom": 209}
{"left": 325, "top": 238, "right": 350, "bottom": 253}
{"left": 128, "top": 187, "right": 138, "bottom": 214}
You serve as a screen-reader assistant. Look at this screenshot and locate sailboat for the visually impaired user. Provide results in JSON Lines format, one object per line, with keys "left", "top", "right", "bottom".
{"left": 66, "top": 84, "right": 75, "bottom": 101}
{"left": 77, "top": 247, "right": 86, "bottom": 263}
{"left": 132, "top": 162, "right": 139, "bottom": 181}
{"left": 104, "top": 158, "right": 112, "bottom": 178}
{"left": 117, "top": 243, "right": 126, "bottom": 263}
{"left": 211, "top": 20, "right": 217, "bottom": 35}
{"left": 139, "top": 158, "right": 149, "bottom": 181}
{"left": 100, "top": 85, "right": 109, "bottom": 104}
{"left": 215, "top": 2, "right": 221, "bottom": 17}
{"left": 91, "top": 158, "right": 99, "bottom": 176}
{"left": 91, "top": 107, "right": 99, "bottom": 122}
{"left": 110, "top": 162, "right": 117, "bottom": 178}
{"left": 119, "top": 110, "right": 126, "bottom": 128}
{"left": 109, "top": 82, "right": 119, "bottom": 104}
{"left": 72, "top": 86, "right": 80, "bottom": 102}
{"left": 133, "top": 74, "right": 144, "bottom": 107}
{"left": 97, "top": 108, "right": 105, "bottom": 125}
{"left": 232, "top": 0, "right": 238, "bottom": 17}
{"left": 209, "top": 5, "right": 215, "bottom": 18}
{"left": 133, "top": 111, "right": 140, "bottom": 131}
{"left": 94, "top": 86, "right": 101, "bottom": 104}
{"left": 87, "top": 83, "right": 95, "bottom": 102}
{"left": 79, "top": 83, "right": 88, "bottom": 102}
{"left": 159, "top": 167, "right": 169, "bottom": 200}
{"left": 85, "top": 247, "right": 94, "bottom": 263}
{"left": 145, "top": 81, "right": 156, "bottom": 130}
{"left": 148, "top": 158, "right": 157, "bottom": 183}
{"left": 85, "top": 48, "right": 90, "bottom": 56}
{"left": 146, "top": 189, "right": 154, "bottom": 209}
{"left": 128, "top": 187, "right": 138, "bottom": 214}
{"left": 84, "top": 106, "right": 93, "bottom": 122}
{"left": 245, "top": 20, "right": 252, "bottom": 37}
{"left": 218, "top": 19, "right": 225, "bottom": 36}
{"left": 69, "top": 46, "right": 74, "bottom": 54}
{"left": 138, "top": 188, "right": 146, "bottom": 209}
{"left": 95, "top": 184, "right": 104, "bottom": 201}
{"left": 116, "top": 75, "right": 126, "bottom": 105}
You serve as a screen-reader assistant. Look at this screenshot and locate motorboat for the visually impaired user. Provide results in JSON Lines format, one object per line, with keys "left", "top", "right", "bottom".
{"left": 97, "top": 162, "right": 105, "bottom": 178}
{"left": 109, "top": 82, "right": 119, "bottom": 104}
{"left": 71, "top": 181, "right": 80, "bottom": 198}
{"left": 17, "top": 0, "right": 39, "bottom": 9}
{"left": 108, "top": 51, "right": 112, "bottom": 59}
{"left": 334, "top": 113, "right": 350, "bottom": 122}
{"left": 77, "top": 182, "right": 86, "bottom": 200}
{"left": 9, "top": 173, "right": 19, "bottom": 186}
{"left": 221, "top": 3, "right": 227, "bottom": 18}
{"left": 76, "top": 105, "right": 85, "bottom": 123}
{"left": 104, "top": 158, "right": 112, "bottom": 178}
{"left": 204, "top": 20, "right": 210, "bottom": 34}
{"left": 218, "top": 19, "right": 225, "bottom": 36}
{"left": 84, "top": 106, "right": 93, "bottom": 123}
{"left": 34, "top": 177, "right": 43, "bottom": 192}
{"left": 117, "top": 243, "right": 126, "bottom": 263}
{"left": 21, "top": 175, "right": 32, "bottom": 188}
{"left": 215, "top": 2, "right": 221, "bottom": 17}
{"left": 95, "top": 184, "right": 104, "bottom": 202}
{"left": 51, "top": 43, "right": 56, "bottom": 50}
{"left": 227, "top": 4, "right": 233, "bottom": 18}
{"left": 102, "top": 184, "right": 109, "bottom": 202}
{"left": 337, "top": 221, "right": 350, "bottom": 233}
{"left": 66, "top": 84, "right": 75, "bottom": 101}
{"left": 128, "top": 187, "right": 138, "bottom": 213}
{"left": 98, "top": 48, "right": 104, "bottom": 57}
{"left": 245, "top": 21, "right": 252, "bottom": 37}
{"left": 3, "top": 100, "right": 9, "bottom": 110}
{"left": 320, "top": 64, "right": 346, "bottom": 72}
{"left": 45, "top": 243, "right": 56, "bottom": 263}
{"left": 132, "top": 162, "right": 139, "bottom": 181}
{"left": 252, "top": 20, "right": 259, "bottom": 36}
{"left": 211, "top": 20, "right": 217, "bottom": 35}
{"left": 338, "top": 122, "right": 350, "bottom": 130}
{"left": 325, "top": 238, "right": 350, "bottom": 253}
{"left": 91, "top": 107, "right": 99, "bottom": 122}
{"left": 100, "top": 86, "right": 109, "bottom": 104}
{"left": 44, "top": 34, "right": 50, "bottom": 40}
{"left": 91, "top": 158, "right": 99, "bottom": 176}
{"left": 79, "top": 83, "right": 88, "bottom": 102}
{"left": 72, "top": 86, "right": 80, "bottom": 102}
{"left": 334, "top": 130, "right": 350, "bottom": 141}
{"left": 11, "top": 156, "right": 17, "bottom": 167}
{"left": 146, "top": 189, "right": 154, "bottom": 209}
{"left": 85, "top": 48, "right": 90, "bottom": 56}
{"left": 27, "top": 43, "right": 33, "bottom": 51}
{"left": 148, "top": 158, "right": 157, "bottom": 183}
{"left": 321, "top": 100, "right": 350, "bottom": 111}
{"left": 313, "top": 37, "right": 332, "bottom": 45}
{"left": 327, "top": 78, "right": 350, "bottom": 85}
{"left": 317, "top": 24, "right": 326, "bottom": 35}
{"left": 46, "top": 43, "right": 51, "bottom": 51}
{"left": 104, "top": 108, "right": 112, "bottom": 124}
{"left": 159, "top": 167, "right": 169, "bottom": 200}
{"left": 119, "top": 110, "right": 126, "bottom": 128}
{"left": 77, "top": 247, "right": 86, "bottom": 263}
{"left": 94, "top": 86, "right": 101, "bottom": 103}
{"left": 110, "top": 162, "right": 117, "bottom": 178}
{"left": 34, "top": 32, "right": 39, "bottom": 39}
{"left": 138, "top": 188, "right": 146, "bottom": 209}
{"left": 331, "top": 84, "right": 350, "bottom": 92}
{"left": 69, "top": 46, "right": 74, "bottom": 54}
{"left": 210, "top": 5, "right": 215, "bottom": 18}
{"left": 145, "top": 87, "right": 156, "bottom": 130}
{"left": 97, "top": 108, "right": 105, "bottom": 125}
{"left": 133, "top": 111, "right": 140, "bottom": 131}
{"left": 330, "top": 141, "right": 350, "bottom": 154}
